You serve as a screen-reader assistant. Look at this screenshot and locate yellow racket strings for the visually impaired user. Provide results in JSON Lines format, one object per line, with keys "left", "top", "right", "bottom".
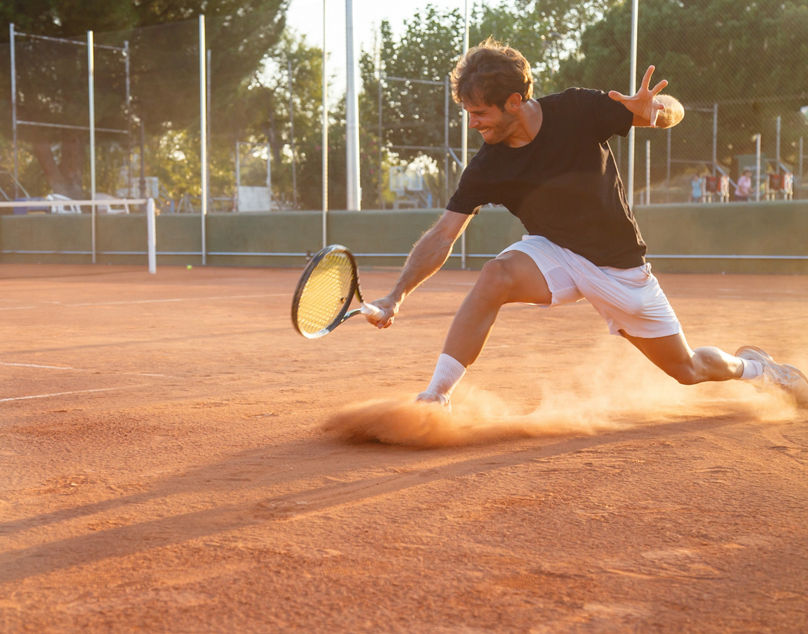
{"left": 296, "top": 252, "right": 354, "bottom": 335}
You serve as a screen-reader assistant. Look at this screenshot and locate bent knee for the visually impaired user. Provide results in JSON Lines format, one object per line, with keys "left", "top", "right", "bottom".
{"left": 476, "top": 258, "right": 519, "bottom": 301}
{"left": 667, "top": 364, "right": 700, "bottom": 385}
{"left": 664, "top": 348, "right": 729, "bottom": 385}
{"left": 650, "top": 349, "right": 700, "bottom": 385}
{"left": 475, "top": 253, "right": 551, "bottom": 305}
{"left": 480, "top": 256, "right": 513, "bottom": 281}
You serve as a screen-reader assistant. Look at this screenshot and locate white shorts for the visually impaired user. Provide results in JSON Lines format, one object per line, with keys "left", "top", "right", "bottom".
{"left": 500, "top": 235, "right": 681, "bottom": 339}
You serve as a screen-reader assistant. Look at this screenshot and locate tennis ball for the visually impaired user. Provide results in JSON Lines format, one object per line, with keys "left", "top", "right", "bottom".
{"left": 187, "top": 264, "right": 193, "bottom": 270}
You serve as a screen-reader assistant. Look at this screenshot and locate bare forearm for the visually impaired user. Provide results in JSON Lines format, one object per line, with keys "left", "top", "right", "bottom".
{"left": 365, "top": 210, "right": 470, "bottom": 328}
{"left": 390, "top": 228, "right": 456, "bottom": 303}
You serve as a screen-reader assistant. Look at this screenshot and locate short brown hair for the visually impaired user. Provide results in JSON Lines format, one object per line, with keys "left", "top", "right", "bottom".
{"left": 451, "top": 37, "right": 533, "bottom": 108}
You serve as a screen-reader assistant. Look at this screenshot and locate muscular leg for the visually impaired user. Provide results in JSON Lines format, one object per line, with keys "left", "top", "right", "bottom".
{"left": 418, "top": 251, "right": 550, "bottom": 404}
{"left": 443, "top": 250, "right": 552, "bottom": 366}
{"left": 621, "top": 330, "right": 744, "bottom": 385}
{"left": 423, "top": 256, "right": 802, "bottom": 405}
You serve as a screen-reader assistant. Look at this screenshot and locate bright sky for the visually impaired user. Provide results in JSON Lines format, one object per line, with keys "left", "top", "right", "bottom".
{"left": 285, "top": 0, "right": 468, "bottom": 88}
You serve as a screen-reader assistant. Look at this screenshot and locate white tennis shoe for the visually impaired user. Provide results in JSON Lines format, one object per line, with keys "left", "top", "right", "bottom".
{"left": 736, "top": 346, "right": 808, "bottom": 407}
{"left": 416, "top": 391, "right": 452, "bottom": 412}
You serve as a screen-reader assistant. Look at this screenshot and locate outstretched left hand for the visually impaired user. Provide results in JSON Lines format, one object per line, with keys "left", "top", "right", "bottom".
{"left": 608, "top": 65, "right": 668, "bottom": 127}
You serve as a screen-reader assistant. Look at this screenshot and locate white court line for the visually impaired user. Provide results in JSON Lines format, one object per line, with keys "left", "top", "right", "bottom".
{"left": 0, "top": 362, "right": 75, "bottom": 370}
{"left": 0, "top": 385, "right": 145, "bottom": 403}
{"left": 65, "top": 293, "right": 285, "bottom": 307}
{"left": 0, "top": 292, "right": 289, "bottom": 311}
{"left": 16, "top": 293, "right": 292, "bottom": 310}
{"left": 0, "top": 361, "right": 172, "bottom": 379}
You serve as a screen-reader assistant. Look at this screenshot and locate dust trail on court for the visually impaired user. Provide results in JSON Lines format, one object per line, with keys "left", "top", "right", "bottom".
{"left": 323, "top": 347, "right": 804, "bottom": 448}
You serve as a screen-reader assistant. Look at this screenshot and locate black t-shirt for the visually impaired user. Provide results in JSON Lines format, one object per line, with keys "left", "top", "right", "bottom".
{"left": 447, "top": 87, "right": 646, "bottom": 268}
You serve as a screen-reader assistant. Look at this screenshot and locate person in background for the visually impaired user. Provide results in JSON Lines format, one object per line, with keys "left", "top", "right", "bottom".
{"left": 690, "top": 173, "right": 704, "bottom": 203}
{"left": 735, "top": 168, "right": 752, "bottom": 201}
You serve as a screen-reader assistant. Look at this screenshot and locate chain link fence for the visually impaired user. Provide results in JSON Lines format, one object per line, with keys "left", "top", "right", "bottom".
{"left": 1, "top": 4, "right": 806, "bottom": 216}
{"left": 620, "top": 9, "right": 808, "bottom": 206}
{"left": 371, "top": 2, "right": 808, "bottom": 209}
{"left": 0, "top": 13, "right": 286, "bottom": 217}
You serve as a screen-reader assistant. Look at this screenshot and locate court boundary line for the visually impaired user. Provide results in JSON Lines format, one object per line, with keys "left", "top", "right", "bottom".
{"left": 0, "top": 361, "right": 174, "bottom": 379}
{"left": 0, "top": 293, "right": 287, "bottom": 311}
{"left": 0, "top": 385, "right": 147, "bottom": 404}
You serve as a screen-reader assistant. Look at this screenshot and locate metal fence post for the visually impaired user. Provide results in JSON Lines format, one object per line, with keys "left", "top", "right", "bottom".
{"left": 88, "top": 30, "right": 96, "bottom": 264}
{"left": 199, "top": 15, "right": 207, "bottom": 264}
{"left": 9, "top": 23, "right": 18, "bottom": 198}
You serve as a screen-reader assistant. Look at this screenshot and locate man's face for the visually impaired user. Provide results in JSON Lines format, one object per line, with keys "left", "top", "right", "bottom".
{"left": 463, "top": 97, "right": 517, "bottom": 145}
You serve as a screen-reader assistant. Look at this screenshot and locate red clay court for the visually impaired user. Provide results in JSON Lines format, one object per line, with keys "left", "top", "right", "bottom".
{"left": 2, "top": 263, "right": 807, "bottom": 631}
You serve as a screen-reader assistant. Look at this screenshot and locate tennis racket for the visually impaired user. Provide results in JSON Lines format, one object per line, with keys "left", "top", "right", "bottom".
{"left": 291, "top": 244, "right": 383, "bottom": 339}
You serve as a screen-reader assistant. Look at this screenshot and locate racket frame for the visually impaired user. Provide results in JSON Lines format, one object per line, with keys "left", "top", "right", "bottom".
{"left": 291, "top": 244, "right": 375, "bottom": 338}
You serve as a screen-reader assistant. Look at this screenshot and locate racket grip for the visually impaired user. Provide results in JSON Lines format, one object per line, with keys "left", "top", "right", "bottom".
{"left": 360, "top": 302, "right": 384, "bottom": 319}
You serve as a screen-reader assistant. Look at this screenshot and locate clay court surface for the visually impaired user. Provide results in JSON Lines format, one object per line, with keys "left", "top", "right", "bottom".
{"left": 1, "top": 262, "right": 807, "bottom": 632}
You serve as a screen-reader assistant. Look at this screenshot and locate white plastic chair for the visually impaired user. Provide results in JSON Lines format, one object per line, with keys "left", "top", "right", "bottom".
{"left": 95, "top": 192, "right": 130, "bottom": 214}
{"left": 46, "top": 193, "right": 82, "bottom": 214}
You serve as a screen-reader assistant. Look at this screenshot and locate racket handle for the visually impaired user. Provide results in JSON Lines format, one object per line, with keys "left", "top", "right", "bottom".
{"left": 360, "top": 302, "right": 384, "bottom": 319}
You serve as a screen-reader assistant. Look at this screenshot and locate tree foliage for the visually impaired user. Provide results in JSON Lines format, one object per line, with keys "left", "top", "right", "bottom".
{"left": 359, "top": 0, "right": 620, "bottom": 207}
{"left": 256, "top": 33, "right": 327, "bottom": 210}
{"left": 0, "top": 0, "right": 287, "bottom": 200}
{"left": 554, "top": 0, "right": 808, "bottom": 174}
{"left": 6, "top": 0, "right": 804, "bottom": 208}
{"left": 359, "top": 0, "right": 807, "bottom": 203}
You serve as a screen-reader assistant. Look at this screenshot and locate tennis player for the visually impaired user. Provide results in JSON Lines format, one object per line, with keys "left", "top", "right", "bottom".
{"left": 366, "top": 39, "right": 808, "bottom": 409}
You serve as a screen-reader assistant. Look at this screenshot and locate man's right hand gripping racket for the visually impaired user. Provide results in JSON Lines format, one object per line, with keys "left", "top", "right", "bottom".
{"left": 291, "top": 244, "right": 383, "bottom": 339}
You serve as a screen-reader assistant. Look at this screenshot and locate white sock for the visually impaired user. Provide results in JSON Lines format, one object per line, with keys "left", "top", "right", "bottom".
{"left": 423, "top": 353, "right": 466, "bottom": 399}
{"left": 740, "top": 358, "right": 764, "bottom": 380}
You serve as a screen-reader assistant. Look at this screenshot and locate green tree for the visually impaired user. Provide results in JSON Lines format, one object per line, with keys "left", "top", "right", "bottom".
{"left": 0, "top": 0, "right": 286, "bottom": 200}
{"left": 511, "top": 0, "right": 621, "bottom": 87}
{"left": 308, "top": 90, "right": 382, "bottom": 211}
{"left": 360, "top": 1, "right": 616, "bottom": 207}
{"left": 554, "top": 0, "right": 808, "bottom": 179}
{"left": 258, "top": 33, "right": 327, "bottom": 210}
